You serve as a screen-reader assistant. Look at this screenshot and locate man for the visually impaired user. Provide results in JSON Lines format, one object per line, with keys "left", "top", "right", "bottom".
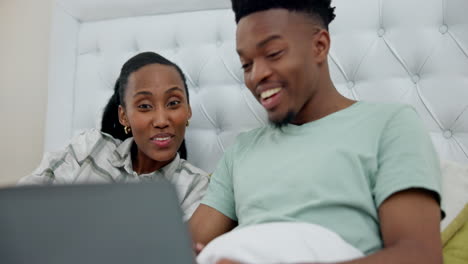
{"left": 190, "top": 1, "right": 443, "bottom": 263}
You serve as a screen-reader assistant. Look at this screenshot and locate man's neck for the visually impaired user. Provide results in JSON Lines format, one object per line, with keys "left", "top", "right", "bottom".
{"left": 291, "top": 81, "right": 356, "bottom": 125}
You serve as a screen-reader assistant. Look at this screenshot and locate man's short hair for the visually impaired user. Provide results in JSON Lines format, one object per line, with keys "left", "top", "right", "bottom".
{"left": 231, "top": 0, "right": 336, "bottom": 29}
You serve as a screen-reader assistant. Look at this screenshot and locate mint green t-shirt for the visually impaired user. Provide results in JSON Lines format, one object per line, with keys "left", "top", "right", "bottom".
{"left": 201, "top": 102, "right": 442, "bottom": 254}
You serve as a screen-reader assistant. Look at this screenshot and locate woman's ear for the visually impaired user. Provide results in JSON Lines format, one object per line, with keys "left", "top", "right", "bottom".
{"left": 118, "top": 105, "right": 129, "bottom": 127}
{"left": 188, "top": 105, "right": 192, "bottom": 120}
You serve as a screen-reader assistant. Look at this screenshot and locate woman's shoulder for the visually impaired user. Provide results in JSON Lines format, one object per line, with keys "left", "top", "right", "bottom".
{"left": 179, "top": 159, "right": 210, "bottom": 178}
{"left": 72, "top": 128, "right": 120, "bottom": 142}
{"left": 66, "top": 129, "right": 122, "bottom": 160}
{"left": 18, "top": 129, "right": 122, "bottom": 185}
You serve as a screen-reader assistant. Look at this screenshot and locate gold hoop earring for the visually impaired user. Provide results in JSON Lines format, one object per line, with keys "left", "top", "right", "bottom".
{"left": 186, "top": 120, "right": 190, "bottom": 127}
{"left": 124, "top": 126, "right": 131, "bottom": 134}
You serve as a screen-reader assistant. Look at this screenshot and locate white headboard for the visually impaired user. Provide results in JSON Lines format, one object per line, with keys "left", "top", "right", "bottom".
{"left": 46, "top": 0, "right": 468, "bottom": 173}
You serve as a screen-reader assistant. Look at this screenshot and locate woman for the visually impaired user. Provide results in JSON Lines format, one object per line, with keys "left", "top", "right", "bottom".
{"left": 19, "top": 52, "right": 209, "bottom": 219}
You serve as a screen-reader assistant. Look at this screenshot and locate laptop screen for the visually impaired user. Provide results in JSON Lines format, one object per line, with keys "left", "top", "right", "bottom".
{"left": 0, "top": 181, "right": 194, "bottom": 264}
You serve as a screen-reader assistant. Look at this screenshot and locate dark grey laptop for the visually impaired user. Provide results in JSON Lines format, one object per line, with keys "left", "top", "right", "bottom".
{"left": 0, "top": 181, "right": 194, "bottom": 264}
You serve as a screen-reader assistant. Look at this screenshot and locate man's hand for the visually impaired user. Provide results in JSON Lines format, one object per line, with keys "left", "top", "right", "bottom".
{"left": 193, "top": 242, "right": 205, "bottom": 255}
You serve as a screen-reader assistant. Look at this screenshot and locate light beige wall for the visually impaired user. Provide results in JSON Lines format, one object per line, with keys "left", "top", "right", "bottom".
{"left": 0, "top": 0, "right": 53, "bottom": 186}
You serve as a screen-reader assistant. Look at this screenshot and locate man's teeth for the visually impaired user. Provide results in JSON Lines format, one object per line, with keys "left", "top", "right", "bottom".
{"left": 154, "top": 137, "right": 171, "bottom": 141}
{"left": 260, "top": 88, "right": 282, "bottom": 99}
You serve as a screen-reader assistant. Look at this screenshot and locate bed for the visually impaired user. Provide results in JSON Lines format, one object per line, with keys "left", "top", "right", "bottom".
{"left": 45, "top": 0, "right": 468, "bottom": 228}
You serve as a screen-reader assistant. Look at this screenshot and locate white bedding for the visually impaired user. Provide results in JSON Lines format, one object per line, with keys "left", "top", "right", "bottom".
{"left": 197, "top": 222, "right": 363, "bottom": 264}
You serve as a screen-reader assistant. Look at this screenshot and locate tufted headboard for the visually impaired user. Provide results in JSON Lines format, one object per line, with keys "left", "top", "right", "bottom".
{"left": 46, "top": 0, "right": 468, "bottom": 174}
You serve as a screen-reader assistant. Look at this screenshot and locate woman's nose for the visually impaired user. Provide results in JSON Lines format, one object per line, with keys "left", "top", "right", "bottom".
{"left": 152, "top": 109, "right": 169, "bottom": 128}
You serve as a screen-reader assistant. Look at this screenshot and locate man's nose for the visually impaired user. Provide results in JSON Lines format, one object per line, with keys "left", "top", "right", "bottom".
{"left": 249, "top": 59, "right": 273, "bottom": 88}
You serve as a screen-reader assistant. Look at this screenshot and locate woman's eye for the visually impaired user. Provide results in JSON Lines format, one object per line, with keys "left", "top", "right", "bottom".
{"left": 168, "top": 100, "right": 181, "bottom": 107}
{"left": 137, "top": 104, "right": 152, "bottom": 110}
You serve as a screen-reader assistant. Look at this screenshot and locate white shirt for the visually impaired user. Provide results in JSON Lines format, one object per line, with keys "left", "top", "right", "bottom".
{"left": 18, "top": 129, "right": 209, "bottom": 219}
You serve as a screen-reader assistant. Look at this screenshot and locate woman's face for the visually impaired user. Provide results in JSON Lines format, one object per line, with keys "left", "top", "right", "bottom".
{"left": 118, "top": 63, "right": 191, "bottom": 173}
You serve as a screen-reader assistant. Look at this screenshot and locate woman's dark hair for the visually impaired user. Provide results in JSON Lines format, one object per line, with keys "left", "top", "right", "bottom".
{"left": 231, "top": 0, "right": 336, "bottom": 30}
{"left": 101, "top": 51, "right": 189, "bottom": 159}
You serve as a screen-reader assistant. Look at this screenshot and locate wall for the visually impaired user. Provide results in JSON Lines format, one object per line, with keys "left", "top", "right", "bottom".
{"left": 0, "top": 0, "right": 53, "bottom": 186}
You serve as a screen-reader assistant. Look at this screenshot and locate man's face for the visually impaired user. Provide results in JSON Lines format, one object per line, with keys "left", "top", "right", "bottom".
{"left": 236, "top": 9, "right": 322, "bottom": 125}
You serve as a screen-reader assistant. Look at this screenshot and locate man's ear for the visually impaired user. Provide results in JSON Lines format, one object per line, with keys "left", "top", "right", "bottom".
{"left": 313, "top": 29, "right": 331, "bottom": 64}
{"left": 118, "top": 105, "right": 129, "bottom": 127}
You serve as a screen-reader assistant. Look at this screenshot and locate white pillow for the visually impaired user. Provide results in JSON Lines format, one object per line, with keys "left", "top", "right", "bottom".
{"left": 197, "top": 222, "right": 363, "bottom": 264}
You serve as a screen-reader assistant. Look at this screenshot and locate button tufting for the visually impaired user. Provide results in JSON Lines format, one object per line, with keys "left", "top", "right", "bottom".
{"left": 378, "top": 28, "right": 386, "bottom": 37}
{"left": 133, "top": 39, "right": 139, "bottom": 52}
{"left": 216, "top": 40, "right": 222, "bottom": 47}
{"left": 347, "top": 81, "right": 355, "bottom": 89}
{"left": 216, "top": 128, "right": 222, "bottom": 135}
{"left": 412, "top": 75, "right": 420, "bottom": 84}
{"left": 443, "top": 130, "right": 453, "bottom": 139}
{"left": 439, "top": 25, "right": 448, "bottom": 34}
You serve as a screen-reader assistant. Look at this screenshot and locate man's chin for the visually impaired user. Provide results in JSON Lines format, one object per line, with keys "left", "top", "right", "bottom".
{"left": 269, "top": 111, "right": 296, "bottom": 129}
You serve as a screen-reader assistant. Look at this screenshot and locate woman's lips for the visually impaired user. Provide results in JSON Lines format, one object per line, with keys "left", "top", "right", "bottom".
{"left": 150, "top": 134, "right": 174, "bottom": 148}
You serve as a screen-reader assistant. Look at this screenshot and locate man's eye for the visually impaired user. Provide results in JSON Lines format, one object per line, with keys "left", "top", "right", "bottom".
{"left": 267, "top": 50, "right": 283, "bottom": 59}
{"left": 241, "top": 62, "right": 252, "bottom": 71}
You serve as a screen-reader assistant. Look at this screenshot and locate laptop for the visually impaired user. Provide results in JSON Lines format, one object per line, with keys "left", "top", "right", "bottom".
{"left": 0, "top": 181, "right": 194, "bottom": 264}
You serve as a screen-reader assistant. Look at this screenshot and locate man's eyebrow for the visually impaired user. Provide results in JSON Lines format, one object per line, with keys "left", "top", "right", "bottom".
{"left": 257, "top": 35, "right": 282, "bottom": 49}
{"left": 237, "top": 35, "right": 283, "bottom": 56}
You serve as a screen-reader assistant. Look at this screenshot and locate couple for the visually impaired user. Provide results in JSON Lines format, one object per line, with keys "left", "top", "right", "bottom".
{"left": 20, "top": 0, "right": 443, "bottom": 263}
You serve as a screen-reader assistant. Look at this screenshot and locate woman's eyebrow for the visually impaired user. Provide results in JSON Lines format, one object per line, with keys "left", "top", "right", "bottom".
{"left": 132, "top": 87, "right": 183, "bottom": 98}
{"left": 133, "top": 91, "right": 152, "bottom": 97}
{"left": 165, "top": 87, "right": 184, "bottom": 94}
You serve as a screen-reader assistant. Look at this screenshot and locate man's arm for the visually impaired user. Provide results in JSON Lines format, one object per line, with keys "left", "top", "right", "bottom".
{"left": 216, "top": 189, "right": 442, "bottom": 264}
{"left": 189, "top": 204, "right": 237, "bottom": 246}
{"left": 334, "top": 188, "right": 442, "bottom": 264}
{"left": 338, "top": 107, "right": 443, "bottom": 264}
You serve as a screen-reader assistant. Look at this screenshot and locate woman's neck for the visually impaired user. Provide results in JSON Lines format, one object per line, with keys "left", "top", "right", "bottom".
{"left": 130, "top": 143, "right": 172, "bottom": 175}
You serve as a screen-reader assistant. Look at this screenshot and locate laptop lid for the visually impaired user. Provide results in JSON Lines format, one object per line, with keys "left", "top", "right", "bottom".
{"left": 0, "top": 181, "right": 194, "bottom": 264}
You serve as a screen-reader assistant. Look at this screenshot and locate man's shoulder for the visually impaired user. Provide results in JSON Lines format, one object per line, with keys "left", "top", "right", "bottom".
{"left": 356, "top": 101, "right": 419, "bottom": 124}
{"left": 357, "top": 101, "right": 414, "bottom": 115}
{"left": 216, "top": 126, "right": 271, "bottom": 160}
{"left": 235, "top": 125, "right": 271, "bottom": 144}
